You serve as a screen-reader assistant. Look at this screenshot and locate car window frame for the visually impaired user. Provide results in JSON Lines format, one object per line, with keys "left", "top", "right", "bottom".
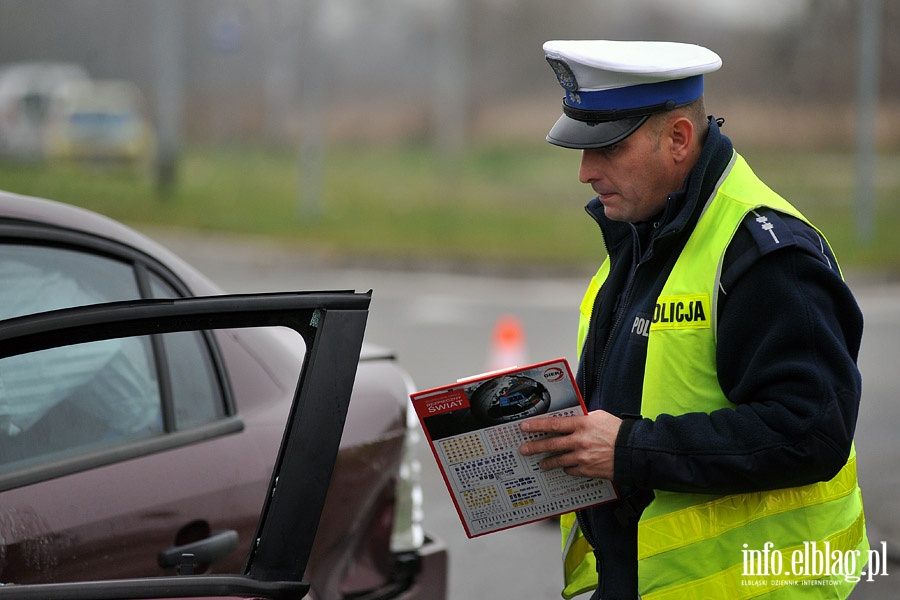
{"left": 142, "top": 265, "right": 236, "bottom": 429}
{"left": 0, "top": 221, "right": 237, "bottom": 491}
{"left": 0, "top": 290, "right": 371, "bottom": 600}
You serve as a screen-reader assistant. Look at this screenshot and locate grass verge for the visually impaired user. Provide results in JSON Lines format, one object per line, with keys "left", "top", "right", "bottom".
{"left": 1, "top": 143, "right": 898, "bottom": 275}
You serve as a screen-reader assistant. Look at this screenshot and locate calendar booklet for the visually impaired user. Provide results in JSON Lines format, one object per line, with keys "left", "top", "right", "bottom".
{"left": 410, "top": 358, "right": 618, "bottom": 538}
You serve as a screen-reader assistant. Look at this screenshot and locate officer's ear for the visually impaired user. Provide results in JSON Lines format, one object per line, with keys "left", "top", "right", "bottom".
{"left": 668, "top": 115, "right": 695, "bottom": 165}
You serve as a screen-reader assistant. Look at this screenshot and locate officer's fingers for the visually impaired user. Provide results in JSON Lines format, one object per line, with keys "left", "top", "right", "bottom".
{"left": 539, "top": 449, "right": 592, "bottom": 475}
{"left": 519, "top": 417, "right": 583, "bottom": 456}
{"left": 519, "top": 435, "right": 560, "bottom": 457}
{"left": 539, "top": 452, "right": 571, "bottom": 471}
{"left": 520, "top": 415, "right": 578, "bottom": 435}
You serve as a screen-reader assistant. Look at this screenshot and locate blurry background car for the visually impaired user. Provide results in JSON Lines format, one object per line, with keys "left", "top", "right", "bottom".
{"left": 0, "top": 189, "right": 447, "bottom": 600}
{"left": 43, "top": 79, "right": 156, "bottom": 166}
{"left": 0, "top": 61, "right": 90, "bottom": 161}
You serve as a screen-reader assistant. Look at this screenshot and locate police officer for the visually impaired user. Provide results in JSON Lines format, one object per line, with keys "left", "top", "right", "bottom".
{"left": 518, "top": 40, "right": 867, "bottom": 599}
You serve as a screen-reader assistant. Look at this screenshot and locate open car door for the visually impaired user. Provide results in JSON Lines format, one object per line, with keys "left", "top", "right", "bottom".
{"left": 0, "top": 290, "right": 370, "bottom": 600}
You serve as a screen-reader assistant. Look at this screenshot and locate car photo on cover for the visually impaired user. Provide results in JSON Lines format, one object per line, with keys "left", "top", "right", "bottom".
{"left": 0, "top": 189, "right": 448, "bottom": 600}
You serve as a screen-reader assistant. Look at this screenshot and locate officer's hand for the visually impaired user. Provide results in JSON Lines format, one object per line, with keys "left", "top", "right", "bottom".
{"left": 518, "top": 411, "right": 622, "bottom": 480}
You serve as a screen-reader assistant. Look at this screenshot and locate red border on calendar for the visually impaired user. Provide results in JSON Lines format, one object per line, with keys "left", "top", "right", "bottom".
{"left": 410, "top": 358, "right": 619, "bottom": 538}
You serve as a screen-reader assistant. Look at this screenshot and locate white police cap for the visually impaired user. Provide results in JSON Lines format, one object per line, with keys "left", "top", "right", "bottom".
{"left": 544, "top": 40, "right": 722, "bottom": 149}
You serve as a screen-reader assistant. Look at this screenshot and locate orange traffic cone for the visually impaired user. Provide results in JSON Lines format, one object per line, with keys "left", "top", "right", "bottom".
{"left": 487, "top": 315, "right": 528, "bottom": 372}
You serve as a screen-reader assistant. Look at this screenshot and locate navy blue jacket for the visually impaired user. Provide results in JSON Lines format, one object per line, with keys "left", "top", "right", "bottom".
{"left": 575, "top": 119, "right": 864, "bottom": 599}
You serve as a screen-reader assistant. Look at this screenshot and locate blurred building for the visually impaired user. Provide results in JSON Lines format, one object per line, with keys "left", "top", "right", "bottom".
{"left": 0, "top": 0, "right": 897, "bottom": 150}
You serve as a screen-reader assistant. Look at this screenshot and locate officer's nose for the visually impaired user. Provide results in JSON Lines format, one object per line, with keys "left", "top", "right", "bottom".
{"left": 578, "top": 149, "right": 602, "bottom": 184}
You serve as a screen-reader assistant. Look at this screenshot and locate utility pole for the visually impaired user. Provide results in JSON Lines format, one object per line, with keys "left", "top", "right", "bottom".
{"left": 296, "top": 0, "right": 327, "bottom": 220}
{"left": 152, "top": 0, "right": 185, "bottom": 195}
{"left": 433, "top": 0, "right": 470, "bottom": 181}
{"left": 855, "top": 0, "right": 882, "bottom": 244}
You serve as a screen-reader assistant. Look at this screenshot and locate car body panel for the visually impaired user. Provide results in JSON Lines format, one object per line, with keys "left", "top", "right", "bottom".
{"left": 44, "top": 79, "right": 156, "bottom": 164}
{"left": 0, "top": 62, "right": 90, "bottom": 160}
{"left": 0, "top": 190, "right": 447, "bottom": 599}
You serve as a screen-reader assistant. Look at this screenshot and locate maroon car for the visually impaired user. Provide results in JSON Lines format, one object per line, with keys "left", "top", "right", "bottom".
{"left": 0, "top": 189, "right": 447, "bottom": 600}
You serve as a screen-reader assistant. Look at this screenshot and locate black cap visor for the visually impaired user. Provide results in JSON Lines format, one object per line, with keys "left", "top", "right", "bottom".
{"left": 546, "top": 114, "right": 649, "bottom": 150}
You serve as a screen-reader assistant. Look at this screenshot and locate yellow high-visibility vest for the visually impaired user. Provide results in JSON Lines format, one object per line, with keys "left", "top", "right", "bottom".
{"left": 563, "top": 152, "right": 867, "bottom": 599}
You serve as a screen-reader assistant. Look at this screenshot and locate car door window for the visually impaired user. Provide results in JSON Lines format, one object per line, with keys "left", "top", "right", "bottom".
{"left": 0, "top": 244, "right": 140, "bottom": 316}
{"left": 0, "top": 244, "right": 161, "bottom": 472}
{"left": 148, "top": 273, "right": 226, "bottom": 428}
{"left": 0, "top": 338, "right": 162, "bottom": 471}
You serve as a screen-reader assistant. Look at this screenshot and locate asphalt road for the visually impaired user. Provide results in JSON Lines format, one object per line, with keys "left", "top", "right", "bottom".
{"left": 153, "top": 229, "right": 900, "bottom": 600}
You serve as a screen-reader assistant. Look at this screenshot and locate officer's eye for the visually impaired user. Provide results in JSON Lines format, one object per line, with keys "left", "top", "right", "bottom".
{"left": 601, "top": 143, "right": 620, "bottom": 155}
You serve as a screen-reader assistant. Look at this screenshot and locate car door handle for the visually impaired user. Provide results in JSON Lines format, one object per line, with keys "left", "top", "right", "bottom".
{"left": 158, "top": 529, "right": 240, "bottom": 569}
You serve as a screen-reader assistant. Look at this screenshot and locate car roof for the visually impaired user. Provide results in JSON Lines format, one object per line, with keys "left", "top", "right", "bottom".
{"left": 58, "top": 79, "right": 148, "bottom": 112}
{"left": 0, "top": 188, "right": 391, "bottom": 361}
{"left": 0, "top": 62, "right": 90, "bottom": 97}
{"left": 0, "top": 189, "right": 213, "bottom": 290}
